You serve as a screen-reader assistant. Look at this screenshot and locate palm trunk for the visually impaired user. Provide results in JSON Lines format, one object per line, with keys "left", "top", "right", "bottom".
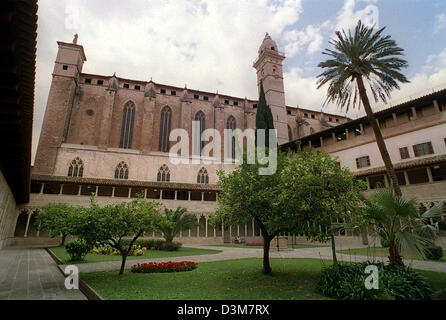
{"left": 388, "top": 242, "right": 404, "bottom": 267}
{"left": 356, "top": 76, "right": 402, "bottom": 198}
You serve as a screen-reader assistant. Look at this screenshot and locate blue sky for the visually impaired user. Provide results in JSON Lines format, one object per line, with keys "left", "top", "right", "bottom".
{"left": 33, "top": 0, "right": 446, "bottom": 162}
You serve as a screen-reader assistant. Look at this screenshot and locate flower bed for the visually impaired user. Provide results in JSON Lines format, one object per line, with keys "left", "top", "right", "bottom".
{"left": 131, "top": 261, "right": 198, "bottom": 273}
{"left": 245, "top": 242, "right": 264, "bottom": 246}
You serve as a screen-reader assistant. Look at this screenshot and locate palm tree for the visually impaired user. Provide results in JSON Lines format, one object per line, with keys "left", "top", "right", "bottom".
{"left": 155, "top": 207, "right": 198, "bottom": 246}
{"left": 363, "top": 188, "right": 445, "bottom": 266}
{"left": 317, "top": 20, "right": 409, "bottom": 198}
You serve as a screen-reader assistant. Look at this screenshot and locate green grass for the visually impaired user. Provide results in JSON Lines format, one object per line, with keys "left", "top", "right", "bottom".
{"left": 80, "top": 258, "right": 446, "bottom": 300}
{"left": 81, "top": 258, "right": 331, "bottom": 300}
{"left": 337, "top": 247, "right": 446, "bottom": 262}
{"left": 49, "top": 246, "right": 222, "bottom": 264}
{"left": 206, "top": 243, "right": 328, "bottom": 249}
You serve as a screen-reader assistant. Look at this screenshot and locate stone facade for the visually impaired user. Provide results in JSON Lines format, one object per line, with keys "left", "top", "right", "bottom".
{"left": 0, "top": 170, "right": 19, "bottom": 249}
{"left": 18, "top": 34, "right": 353, "bottom": 245}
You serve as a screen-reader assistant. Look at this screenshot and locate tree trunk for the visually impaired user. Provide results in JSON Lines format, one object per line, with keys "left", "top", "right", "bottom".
{"left": 61, "top": 233, "right": 67, "bottom": 246}
{"left": 331, "top": 234, "right": 338, "bottom": 265}
{"left": 356, "top": 76, "right": 402, "bottom": 198}
{"left": 388, "top": 242, "right": 404, "bottom": 267}
{"left": 262, "top": 236, "right": 272, "bottom": 275}
{"left": 361, "top": 227, "right": 369, "bottom": 245}
{"left": 119, "top": 253, "right": 128, "bottom": 275}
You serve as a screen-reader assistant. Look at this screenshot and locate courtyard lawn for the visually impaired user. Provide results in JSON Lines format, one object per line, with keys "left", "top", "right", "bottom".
{"left": 206, "top": 244, "right": 328, "bottom": 249}
{"left": 49, "top": 246, "right": 222, "bottom": 264}
{"left": 80, "top": 258, "right": 446, "bottom": 300}
{"left": 337, "top": 247, "right": 446, "bottom": 262}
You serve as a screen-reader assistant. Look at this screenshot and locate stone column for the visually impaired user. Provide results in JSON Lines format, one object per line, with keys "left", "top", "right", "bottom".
{"left": 433, "top": 99, "right": 440, "bottom": 113}
{"left": 59, "top": 185, "right": 63, "bottom": 195}
{"left": 112, "top": 187, "right": 115, "bottom": 197}
{"left": 205, "top": 217, "right": 208, "bottom": 238}
{"left": 245, "top": 224, "right": 248, "bottom": 237}
{"left": 24, "top": 210, "right": 32, "bottom": 238}
{"left": 252, "top": 219, "right": 255, "bottom": 237}
{"left": 237, "top": 225, "right": 240, "bottom": 237}
{"left": 403, "top": 171, "right": 410, "bottom": 185}
{"left": 427, "top": 167, "right": 434, "bottom": 183}
{"left": 319, "top": 136, "right": 323, "bottom": 147}
{"left": 392, "top": 112, "right": 397, "bottom": 125}
{"left": 365, "top": 176, "right": 371, "bottom": 190}
{"left": 411, "top": 107, "right": 418, "bottom": 120}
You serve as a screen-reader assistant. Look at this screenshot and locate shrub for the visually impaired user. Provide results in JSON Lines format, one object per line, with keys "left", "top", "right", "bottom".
{"left": 91, "top": 244, "right": 147, "bottom": 256}
{"left": 424, "top": 246, "right": 443, "bottom": 260}
{"left": 65, "top": 239, "right": 93, "bottom": 261}
{"left": 317, "top": 261, "right": 433, "bottom": 300}
{"left": 120, "top": 239, "right": 180, "bottom": 251}
{"left": 162, "top": 242, "right": 182, "bottom": 251}
{"left": 438, "top": 220, "right": 446, "bottom": 231}
{"left": 131, "top": 261, "right": 198, "bottom": 273}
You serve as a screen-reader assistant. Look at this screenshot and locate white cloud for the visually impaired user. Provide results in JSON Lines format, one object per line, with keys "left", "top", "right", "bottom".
{"left": 435, "top": 13, "right": 446, "bottom": 33}
{"left": 336, "top": 0, "right": 380, "bottom": 31}
{"left": 283, "top": 24, "right": 325, "bottom": 57}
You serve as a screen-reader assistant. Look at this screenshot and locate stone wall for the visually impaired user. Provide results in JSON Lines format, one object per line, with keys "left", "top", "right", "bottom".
{"left": 0, "top": 169, "right": 19, "bottom": 249}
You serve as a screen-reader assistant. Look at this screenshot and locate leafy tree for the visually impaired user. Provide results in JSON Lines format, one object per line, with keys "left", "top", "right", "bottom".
{"left": 36, "top": 203, "right": 77, "bottom": 245}
{"left": 255, "top": 81, "right": 276, "bottom": 148}
{"left": 211, "top": 150, "right": 299, "bottom": 274}
{"left": 74, "top": 196, "right": 160, "bottom": 275}
{"left": 155, "top": 207, "right": 198, "bottom": 246}
{"left": 317, "top": 20, "right": 409, "bottom": 198}
{"left": 280, "top": 148, "right": 366, "bottom": 265}
{"left": 362, "top": 188, "right": 445, "bottom": 266}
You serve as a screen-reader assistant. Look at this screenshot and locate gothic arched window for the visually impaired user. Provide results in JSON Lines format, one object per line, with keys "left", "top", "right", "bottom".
{"left": 227, "top": 116, "right": 236, "bottom": 159}
{"left": 157, "top": 164, "right": 170, "bottom": 182}
{"left": 158, "top": 106, "right": 172, "bottom": 152}
{"left": 119, "top": 101, "right": 135, "bottom": 149}
{"left": 68, "top": 157, "right": 84, "bottom": 177}
{"left": 195, "top": 111, "right": 205, "bottom": 154}
{"left": 197, "top": 167, "right": 209, "bottom": 184}
{"left": 114, "top": 161, "right": 129, "bottom": 179}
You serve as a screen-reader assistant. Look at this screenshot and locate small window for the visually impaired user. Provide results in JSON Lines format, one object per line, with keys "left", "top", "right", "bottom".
{"left": 304, "top": 113, "right": 308, "bottom": 118}
{"left": 224, "top": 99, "right": 229, "bottom": 105}
{"left": 287, "top": 110, "right": 291, "bottom": 115}
{"left": 97, "top": 79, "right": 103, "bottom": 85}
{"left": 234, "top": 101, "right": 238, "bottom": 106}
{"left": 115, "top": 161, "right": 129, "bottom": 180}
{"left": 194, "top": 94, "right": 199, "bottom": 99}
{"left": 399, "top": 147, "right": 410, "bottom": 160}
{"left": 253, "top": 104, "right": 257, "bottom": 108}
{"left": 329, "top": 117, "right": 332, "bottom": 122}
{"left": 311, "top": 114, "right": 315, "bottom": 119}
{"left": 203, "top": 96, "right": 209, "bottom": 101}
{"left": 85, "top": 78, "right": 91, "bottom": 84}
{"left": 157, "top": 164, "right": 170, "bottom": 182}
{"left": 171, "top": 90, "right": 176, "bottom": 96}
{"left": 62, "top": 65, "right": 68, "bottom": 70}
{"left": 134, "top": 85, "right": 140, "bottom": 90}
{"left": 160, "top": 89, "right": 166, "bottom": 94}
{"left": 123, "top": 83, "right": 129, "bottom": 89}
{"left": 356, "top": 156, "right": 370, "bottom": 169}
{"left": 336, "top": 118, "right": 339, "bottom": 123}
{"left": 413, "top": 142, "right": 434, "bottom": 157}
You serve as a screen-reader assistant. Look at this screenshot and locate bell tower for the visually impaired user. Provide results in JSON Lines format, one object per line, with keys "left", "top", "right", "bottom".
{"left": 253, "top": 33, "right": 288, "bottom": 144}
{"left": 33, "top": 35, "right": 87, "bottom": 174}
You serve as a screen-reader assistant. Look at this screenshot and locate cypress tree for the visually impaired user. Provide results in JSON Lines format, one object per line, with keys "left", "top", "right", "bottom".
{"left": 255, "top": 81, "right": 276, "bottom": 148}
